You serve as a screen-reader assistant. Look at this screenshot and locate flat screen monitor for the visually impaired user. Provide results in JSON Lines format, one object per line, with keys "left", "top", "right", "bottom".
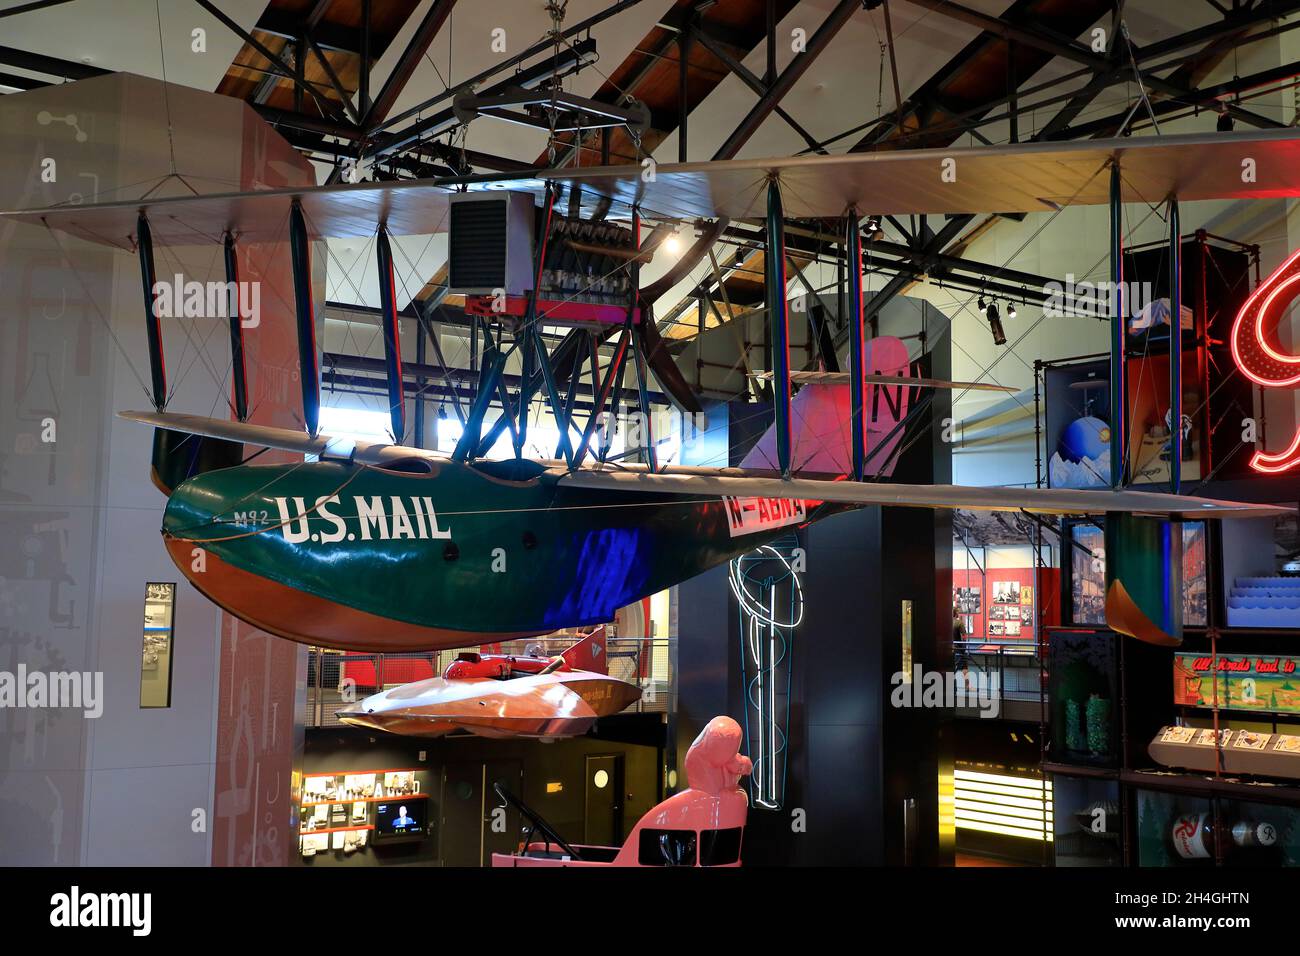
{"left": 374, "top": 800, "right": 426, "bottom": 841}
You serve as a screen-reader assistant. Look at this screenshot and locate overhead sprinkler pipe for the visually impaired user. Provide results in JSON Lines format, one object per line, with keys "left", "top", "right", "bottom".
{"left": 376, "top": 224, "right": 406, "bottom": 443}
{"left": 766, "top": 178, "right": 792, "bottom": 478}
{"left": 222, "top": 232, "right": 250, "bottom": 422}
{"left": 846, "top": 208, "right": 867, "bottom": 482}
{"left": 289, "top": 199, "right": 321, "bottom": 436}
{"left": 136, "top": 213, "right": 167, "bottom": 409}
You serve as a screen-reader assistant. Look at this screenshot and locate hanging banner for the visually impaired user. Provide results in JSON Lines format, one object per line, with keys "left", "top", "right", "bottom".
{"left": 1174, "top": 652, "right": 1300, "bottom": 715}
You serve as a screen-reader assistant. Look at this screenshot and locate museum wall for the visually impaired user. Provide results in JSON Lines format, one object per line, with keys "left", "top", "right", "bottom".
{"left": 0, "top": 74, "right": 316, "bottom": 865}
{"left": 303, "top": 723, "right": 663, "bottom": 866}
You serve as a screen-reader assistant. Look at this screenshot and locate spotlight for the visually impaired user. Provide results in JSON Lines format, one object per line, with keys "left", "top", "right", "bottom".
{"left": 1217, "top": 110, "right": 1234, "bottom": 133}
{"left": 1006, "top": 301, "right": 1017, "bottom": 320}
{"left": 977, "top": 295, "right": 987, "bottom": 311}
{"left": 864, "top": 215, "right": 883, "bottom": 240}
{"left": 664, "top": 233, "right": 683, "bottom": 256}
{"left": 986, "top": 301, "right": 1007, "bottom": 346}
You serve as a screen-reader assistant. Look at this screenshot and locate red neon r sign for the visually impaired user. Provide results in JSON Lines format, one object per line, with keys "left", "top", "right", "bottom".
{"left": 1231, "top": 247, "right": 1300, "bottom": 473}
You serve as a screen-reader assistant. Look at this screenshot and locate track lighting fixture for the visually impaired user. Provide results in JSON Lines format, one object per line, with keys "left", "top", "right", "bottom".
{"left": 986, "top": 300, "right": 1006, "bottom": 346}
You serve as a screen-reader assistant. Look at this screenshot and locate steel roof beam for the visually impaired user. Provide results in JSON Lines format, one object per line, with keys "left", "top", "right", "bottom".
{"left": 362, "top": 39, "right": 595, "bottom": 164}
{"left": 364, "top": 0, "right": 457, "bottom": 126}
{"left": 686, "top": 22, "right": 826, "bottom": 154}
{"left": 0, "top": 43, "right": 108, "bottom": 80}
{"left": 711, "top": 0, "right": 860, "bottom": 160}
{"left": 193, "top": 0, "right": 340, "bottom": 120}
{"left": 905, "top": 0, "right": 1284, "bottom": 129}
{"left": 254, "top": 7, "right": 360, "bottom": 56}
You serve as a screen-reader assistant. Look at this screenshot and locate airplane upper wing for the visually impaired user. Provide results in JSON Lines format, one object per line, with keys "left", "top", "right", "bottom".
{"left": 3, "top": 178, "right": 456, "bottom": 249}
{"left": 12, "top": 128, "right": 1300, "bottom": 247}
{"left": 542, "top": 128, "right": 1300, "bottom": 219}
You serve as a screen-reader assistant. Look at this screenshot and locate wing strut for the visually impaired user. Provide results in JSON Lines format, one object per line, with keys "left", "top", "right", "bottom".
{"left": 1108, "top": 161, "right": 1127, "bottom": 486}
{"left": 376, "top": 224, "right": 406, "bottom": 443}
{"left": 627, "top": 206, "right": 658, "bottom": 472}
{"left": 765, "top": 179, "right": 792, "bottom": 478}
{"left": 1168, "top": 196, "right": 1182, "bottom": 493}
{"left": 222, "top": 232, "right": 250, "bottom": 421}
{"left": 453, "top": 342, "right": 506, "bottom": 461}
{"left": 289, "top": 199, "right": 322, "bottom": 437}
{"left": 845, "top": 207, "right": 867, "bottom": 481}
{"left": 573, "top": 325, "right": 631, "bottom": 468}
{"left": 135, "top": 213, "right": 167, "bottom": 410}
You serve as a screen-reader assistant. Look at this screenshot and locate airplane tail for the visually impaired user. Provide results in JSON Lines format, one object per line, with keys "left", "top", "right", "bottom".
{"left": 561, "top": 626, "right": 607, "bottom": 674}
{"left": 741, "top": 335, "right": 912, "bottom": 479}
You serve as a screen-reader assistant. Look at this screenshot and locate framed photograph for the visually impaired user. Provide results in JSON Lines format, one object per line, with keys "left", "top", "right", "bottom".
{"left": 992, "top": 581, "right": 1018, "bottom": 604}
{"left": 954, "top": 587, "right": 981, "bottom": 615}
{"left": 1069, "top": 521, "right": 1106, "bottom": 626}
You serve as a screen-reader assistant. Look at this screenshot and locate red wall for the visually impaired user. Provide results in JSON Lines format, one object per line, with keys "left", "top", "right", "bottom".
{"left": 953, "top": 566, "right": 1060, "bottom": 644}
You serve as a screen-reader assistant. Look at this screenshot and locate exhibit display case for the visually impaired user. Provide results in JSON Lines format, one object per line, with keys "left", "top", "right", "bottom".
{"left": 1047, "top": 629, "right": 1119, "bottom": 768}
{"left": 299, "top": 768, "right": 432, "bottom": 860}
{"left": 1048, "top": 505, "right": 1300, "bottom": 866}
{"left": 1051, "top": 776, "right": 1122, "bottom": 867}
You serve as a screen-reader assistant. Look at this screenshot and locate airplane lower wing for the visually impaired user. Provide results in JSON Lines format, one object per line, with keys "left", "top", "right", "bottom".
{"left": 554, "top": 467, "right": 1292, "bottom": 520}
{"left": 123, "top": 409, "right": 1291, "bottom": 519}
{"left": 120, "top": 410, "right": 448, "bottom": 467}
{"left": 755, "top": 370, "right": 1017, "bottom": 392}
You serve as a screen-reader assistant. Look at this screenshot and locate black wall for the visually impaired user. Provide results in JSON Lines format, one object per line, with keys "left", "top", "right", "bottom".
{"left": 675, "top": 331, "right": 955, "bottom": 865}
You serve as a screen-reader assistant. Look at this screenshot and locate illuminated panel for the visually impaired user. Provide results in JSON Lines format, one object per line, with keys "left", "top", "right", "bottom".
{"left": 954, "top": 769, "right": 1053, "bottom": 842}
{"left": 1230, "top": 247, "right": 1300, "bottom": 472}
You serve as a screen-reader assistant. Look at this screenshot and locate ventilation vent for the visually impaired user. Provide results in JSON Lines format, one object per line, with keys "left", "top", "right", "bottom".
{"left": 448, "top": 191, "right": 535, "bottom": 295}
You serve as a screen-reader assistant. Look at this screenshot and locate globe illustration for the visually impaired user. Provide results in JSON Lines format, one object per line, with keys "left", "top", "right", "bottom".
{"left": 1058, "top": 415, "right": 1110, "bottom": 463}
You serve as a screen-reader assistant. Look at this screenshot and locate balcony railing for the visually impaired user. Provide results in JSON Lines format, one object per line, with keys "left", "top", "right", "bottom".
{"left": 954, "top": 638, "right": 1043, "bottom": 717}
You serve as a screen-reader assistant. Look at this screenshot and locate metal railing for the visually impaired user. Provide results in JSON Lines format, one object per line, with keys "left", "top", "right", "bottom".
{"left": 304, "top": 637, "right": 675, "bottom": 729}
{"left": 954, "top": 638, "right": 1042, "bottom": 707}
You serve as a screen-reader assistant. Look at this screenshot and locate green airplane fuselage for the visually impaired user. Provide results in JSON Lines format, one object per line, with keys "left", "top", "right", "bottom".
{"left": 162, "top": 457, "right": 828, "bottom": 652}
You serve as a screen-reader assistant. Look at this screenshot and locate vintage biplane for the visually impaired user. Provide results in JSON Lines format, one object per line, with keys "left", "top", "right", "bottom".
{"left": 7, "top": 129, "right": 1299, "bottom": 651}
